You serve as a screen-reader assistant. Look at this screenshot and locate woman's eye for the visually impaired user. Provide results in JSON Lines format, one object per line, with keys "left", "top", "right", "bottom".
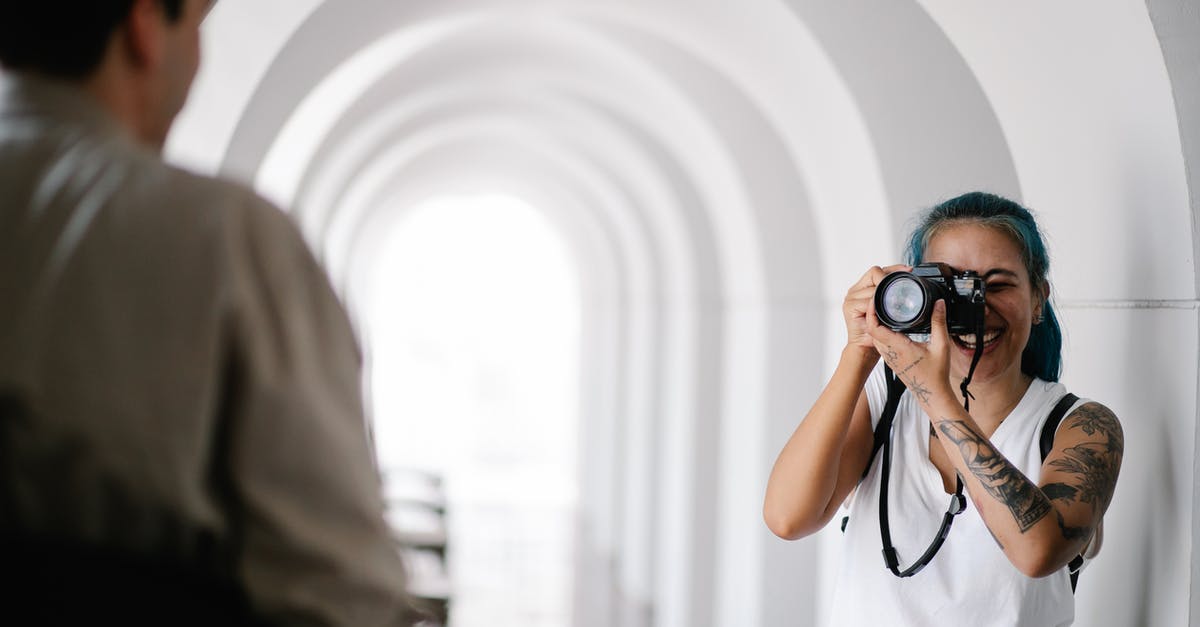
{"left": 987, "top": 283, "right": 1014, "bottom": 291}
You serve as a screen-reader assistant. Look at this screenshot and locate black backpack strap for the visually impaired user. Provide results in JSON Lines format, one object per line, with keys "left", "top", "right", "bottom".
{"left": 1067, "top": 555, "right": 1084, "bottom": 592}
{"left": 1040, "top": 392, "right": 1084, "bottom": 592}
{"left": 1040, "top": 393, "right": 1079, "bottom": 460}
{"left": 841, "top": 366, "right": 907, "bottom": 533}
{"left": 862, "top": 366, "right": 907, "bottom": 481}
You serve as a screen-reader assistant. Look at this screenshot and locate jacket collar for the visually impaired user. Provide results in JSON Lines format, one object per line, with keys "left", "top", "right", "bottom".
{"left": 0, "top": 71, "right": 127, "bottom": 141}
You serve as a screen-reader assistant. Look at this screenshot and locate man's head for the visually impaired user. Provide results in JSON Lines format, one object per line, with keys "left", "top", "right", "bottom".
{"left": 0, "top": 2, "right": 185, "bottom": 79}
{"left": 0, "top": 0, "right": 211, "bottom": 148}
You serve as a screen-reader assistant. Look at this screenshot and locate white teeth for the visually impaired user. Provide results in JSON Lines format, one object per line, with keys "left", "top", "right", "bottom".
{"left": 954, "top": 329, "right": 1001, "bottom": 347}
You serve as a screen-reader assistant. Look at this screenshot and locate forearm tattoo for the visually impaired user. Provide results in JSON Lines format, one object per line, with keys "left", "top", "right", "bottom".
{"left": 936, "top": 419, "right": 1052, "bottom": 532}
{"left": 908, "top": 378, "right": 933, "bottom": 404}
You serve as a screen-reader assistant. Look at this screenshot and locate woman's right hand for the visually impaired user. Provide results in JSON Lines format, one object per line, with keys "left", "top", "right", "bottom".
{"left": 842, "top": 264, "right": 910, "bottom": 354}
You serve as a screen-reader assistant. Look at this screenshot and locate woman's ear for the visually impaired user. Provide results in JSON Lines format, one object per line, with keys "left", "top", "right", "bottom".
{"left": 1034, "top": 281, "right": 1050, "bottom": 322}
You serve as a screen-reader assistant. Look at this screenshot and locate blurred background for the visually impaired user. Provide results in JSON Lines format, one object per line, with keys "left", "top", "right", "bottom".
{"left": 165, "top": 1, "right": 1200, "bottom": 625}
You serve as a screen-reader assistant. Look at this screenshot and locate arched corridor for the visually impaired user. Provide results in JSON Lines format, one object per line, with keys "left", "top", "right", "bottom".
{"left": 165, "top": 2, "right": 1200, "bottom": 625}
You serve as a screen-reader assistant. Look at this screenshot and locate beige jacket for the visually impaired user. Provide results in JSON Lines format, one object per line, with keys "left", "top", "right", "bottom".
{"left": 0, "top": 74, "right": 414, "bottom": 625}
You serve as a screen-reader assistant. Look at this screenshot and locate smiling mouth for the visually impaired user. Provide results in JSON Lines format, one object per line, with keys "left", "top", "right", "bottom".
{"left": 952, "top": 328, "right": 1003, "bottom": 350}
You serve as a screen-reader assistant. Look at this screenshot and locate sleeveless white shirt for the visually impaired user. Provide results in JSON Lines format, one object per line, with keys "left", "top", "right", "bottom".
{"left": 828, "top": 363, "right": 1082, "bottom": 627}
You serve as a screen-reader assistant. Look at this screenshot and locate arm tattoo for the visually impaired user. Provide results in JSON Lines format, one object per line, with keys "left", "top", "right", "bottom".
{"left": 896, "top": 355, "right": 924, "bottom": 379}
{"left": 1055, "top": 510, "right": 1090, "bottom": 541}
{"left": 908, "top": 377, "right": 932, "bottom": 404}
{"left": 936, "top": 419, "right": 1052, "bottom": 532}
{"left": 1042, "top": 403, "right": 1123, "bottom": 541}
{"left": 1041, "top": 483, "right": 1077, "bottom": 501}
{"left": 881, "top": 345, "right": 932, "bottom": 403}
{"left": 1046, "top": 443, "right": 1117, "bottom": 508}
{"left": 1065, "top": 403, "right": 1124, "bottom": 457}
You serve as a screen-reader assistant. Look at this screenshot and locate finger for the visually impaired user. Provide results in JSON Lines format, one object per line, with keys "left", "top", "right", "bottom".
{"left": 846, "top": 285, "right": 880, "bottom": 301}
{"left": 868, "top": 261, "right": 902, "bottom": 284}
{"left": 845, "top": 302, "right": 870, "bottom": 319}
{"left": 867, "top": 306, "right": 915, "bottom": 352}
{"left": 869, "top": 263, "right": 912, "bottom": 284}
{"left": 850, "top": 266, "right": 884, "bottom": 291}
{"left": 865, "top": 297, "right": 880, "bottom": 330}
{"left": 853, "top": 263, "right": 910, "bottom": 292}
{"left": 929, "top": 299, "right": 948, "bottom": 350}
{"left": 867, "top": 323, "right": 897, "bottom": 345}
{"left": 848, "top": 266, "right": 912, "bottom": 311}
{"left": 865, "top": 304, "right": 895, "bottom": 342}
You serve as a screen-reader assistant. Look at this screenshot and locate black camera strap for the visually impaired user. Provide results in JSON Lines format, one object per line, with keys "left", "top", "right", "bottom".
{"left": 876, "top": 365, "right": 966, "bottom": 577}
{"left": 875, "top": 317, "right": 984, "bottom": 577}
{"left": 959, "top": 315, "right": 986, "bottom": 413}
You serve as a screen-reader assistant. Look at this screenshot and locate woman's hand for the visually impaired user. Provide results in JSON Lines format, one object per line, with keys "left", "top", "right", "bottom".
{"left": 842, "top": 265, "right": 910, "bottom": 355}
{"left": 865, "top": 298, "right": 954, "bottom": 408}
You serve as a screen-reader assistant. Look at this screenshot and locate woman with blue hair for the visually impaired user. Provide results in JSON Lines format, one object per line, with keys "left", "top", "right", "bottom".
{"left": 764, "top": 192, "right": 1123, "bottom": 625}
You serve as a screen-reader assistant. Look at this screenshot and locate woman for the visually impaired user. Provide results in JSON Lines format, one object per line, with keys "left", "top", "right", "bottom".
{"left": 763, "top": 192, "right": 1123, "bottom": 625}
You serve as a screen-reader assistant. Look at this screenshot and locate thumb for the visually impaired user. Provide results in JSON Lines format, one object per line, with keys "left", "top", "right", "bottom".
{"left": 930, "top": 299, "right": 948, "bottom": 347}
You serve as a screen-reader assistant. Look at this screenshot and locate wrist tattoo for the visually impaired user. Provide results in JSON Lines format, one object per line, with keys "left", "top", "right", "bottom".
{"left": 908, "top": 377, "right": 932, "bottom": 404}
{"left": 896, "top": 356, "right": 924, "bottom": 379}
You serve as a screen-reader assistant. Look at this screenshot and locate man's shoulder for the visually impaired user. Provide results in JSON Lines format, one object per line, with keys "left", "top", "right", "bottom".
{"left": 131, "top": 152, "right": 264, "bottom": 211}
{"left": 125, "top": 156, "right": 300, "bottom": 240}
{"left": 2, "top": 119, "right": 287, "bottom": 230}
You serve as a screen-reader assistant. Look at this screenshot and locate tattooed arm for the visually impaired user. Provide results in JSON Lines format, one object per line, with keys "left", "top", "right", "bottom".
{"left": 865, "top": 299, "right": 1123, "bottom": 577}
{"left": 1036, "top": 402, "right": 1123, "bottom": 558}
{"left": 926, "top": 399, "right": 1123, "bottom": 578}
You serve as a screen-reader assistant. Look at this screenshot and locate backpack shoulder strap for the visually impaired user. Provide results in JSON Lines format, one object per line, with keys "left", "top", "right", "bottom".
{"left": 1039, "top": 391, "right": 1083, "bottom": 592}
{"left": 1040, "top": 392, "right": 1079, "bottom": 461}
{"left": 861, "top": 366, "right": 907, "bottom": 481}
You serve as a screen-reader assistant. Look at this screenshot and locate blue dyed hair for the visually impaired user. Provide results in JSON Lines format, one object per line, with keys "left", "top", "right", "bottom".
{"left": 904, "top": 191, "right": 1062, "bottom": 382}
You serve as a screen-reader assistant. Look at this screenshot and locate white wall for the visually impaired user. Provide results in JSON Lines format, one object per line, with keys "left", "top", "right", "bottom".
{"left": 168, "top": 1, "right": 1200, "bottom": 625}
{"left": 913, "top": 4, "right": 1197, "bottom": 625}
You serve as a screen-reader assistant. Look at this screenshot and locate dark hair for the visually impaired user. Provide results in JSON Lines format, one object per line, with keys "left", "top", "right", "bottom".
{"left": 904, "top": 191, "right": 1063, "bottom": 382}
{"left": 0, "top": 1, "right": 185, "bottom": 79}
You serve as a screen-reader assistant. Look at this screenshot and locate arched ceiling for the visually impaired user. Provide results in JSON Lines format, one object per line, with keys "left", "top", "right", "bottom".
{"left": 170, "top": 0, "right": 1195, "bottom": 306}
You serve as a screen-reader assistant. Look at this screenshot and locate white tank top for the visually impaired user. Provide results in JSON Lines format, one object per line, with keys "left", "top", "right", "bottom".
{"left": 828, "top": 363, "right": 1082, "bottom": 627}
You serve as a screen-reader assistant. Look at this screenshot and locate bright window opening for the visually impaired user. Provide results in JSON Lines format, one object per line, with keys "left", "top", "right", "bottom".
{"left": 365, "top": 194, "right": 580, "bottom": 626}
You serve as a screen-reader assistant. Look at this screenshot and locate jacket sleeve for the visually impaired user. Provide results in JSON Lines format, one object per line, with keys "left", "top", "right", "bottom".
{"left": 218, "top": 193, "right": 418, "bottom": 626}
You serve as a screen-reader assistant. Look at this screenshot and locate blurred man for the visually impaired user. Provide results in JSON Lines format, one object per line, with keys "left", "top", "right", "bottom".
{"left": 0, "top": 1, "right": 417, "bottom": 624}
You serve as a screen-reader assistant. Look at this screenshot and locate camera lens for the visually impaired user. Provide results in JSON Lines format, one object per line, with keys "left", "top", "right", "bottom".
{"left": 879, "top": 276, "right": 924, "bottom": 324}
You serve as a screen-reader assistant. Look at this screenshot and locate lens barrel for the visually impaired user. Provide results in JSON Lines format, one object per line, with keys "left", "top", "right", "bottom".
{"left": 874, "top": 271, "right": 936, "bottom": 333}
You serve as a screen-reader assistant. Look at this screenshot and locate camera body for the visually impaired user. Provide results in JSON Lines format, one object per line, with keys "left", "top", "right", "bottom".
{"left": 873, "top": 263, "right": 986, "bottom": 335}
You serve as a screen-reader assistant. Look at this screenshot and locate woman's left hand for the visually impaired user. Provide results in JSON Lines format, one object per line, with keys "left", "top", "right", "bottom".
{"left": 866, "top": 299, "right": 954, "bottom": 408}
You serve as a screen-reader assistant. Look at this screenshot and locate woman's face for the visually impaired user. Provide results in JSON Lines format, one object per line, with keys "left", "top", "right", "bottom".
{"left": 923, "top": 222, "right": 1044, "bottom": 384}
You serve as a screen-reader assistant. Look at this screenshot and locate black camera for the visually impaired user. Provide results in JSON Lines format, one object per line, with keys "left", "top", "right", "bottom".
{"left": 873, "top": 263, "right": 986, "bottom": 335}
